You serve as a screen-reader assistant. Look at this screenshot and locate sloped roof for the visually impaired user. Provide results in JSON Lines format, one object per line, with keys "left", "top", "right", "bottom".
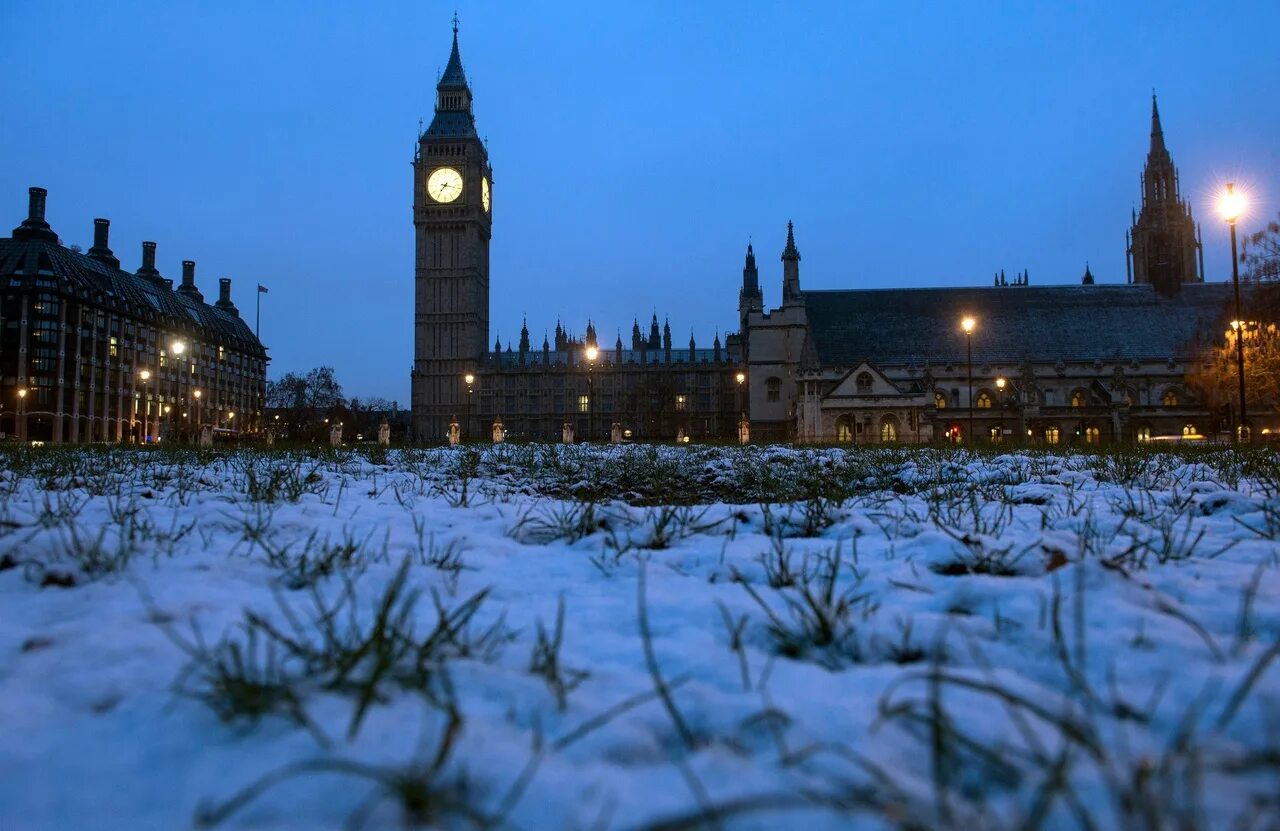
{"left": 802, "top": 283, "right": 1232, "bottom": 367}
{"left": 0, "top": 235, "right": 266, "bottom": 356}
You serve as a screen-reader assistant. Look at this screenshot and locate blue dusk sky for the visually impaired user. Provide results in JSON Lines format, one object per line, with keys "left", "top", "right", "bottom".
{"left": 3, "top": 1, "right": 1278, "bottom": 403}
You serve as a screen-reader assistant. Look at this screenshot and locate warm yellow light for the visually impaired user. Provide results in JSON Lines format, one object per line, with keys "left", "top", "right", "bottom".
{"left": 585, "top": 346, "right": 599, "bottom": 362}
{"left": 171, "top": 340, "right": 186, "bottom": 355}
{"left": 274, "top": 414, "right": 280, "bottom": 420}
{"left": 139, "top": 370, "right": 151, "bottom": 381}
{"left": 193, "top": 389, "right": 202, "bottom": 399}
{"left": 17, "top": 388, "right": 27, "bottom": 399}
{"left": 227, "top": 412, "right": 235, "bottom": 419}
{"left": 735, "top": 372, "right": 746, "bottom": 384}
{"left": 1219, "top": 182, "right": 1246, "bottom": 223}
{"left": 163, "top": 406, "right": 171, "bottom": 414}
{"left": 961, "top": 317, "right": 976, "bottom": 334}
{"left": 464, "top": 373, "right": 475, "bottom": 385}
{"left": 996, "top": 377, "right": 1006, "bottom": 389}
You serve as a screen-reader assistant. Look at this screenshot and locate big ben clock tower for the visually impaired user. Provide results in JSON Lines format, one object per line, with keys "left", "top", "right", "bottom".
{"left": 412, "top": 17, "right": 493, "bottom": 440}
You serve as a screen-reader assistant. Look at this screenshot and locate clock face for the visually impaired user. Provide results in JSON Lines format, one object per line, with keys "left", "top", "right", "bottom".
{"left": 427, "top": 167, "right": 463, "bottom": 203}
{"left": 482, "top": 176, "right": 491, "bottom": 212}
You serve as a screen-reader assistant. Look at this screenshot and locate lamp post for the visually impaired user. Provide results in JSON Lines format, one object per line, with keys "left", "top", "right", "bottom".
{"left": 961, "top": 317, "right": 976, "bottom": 445}
{"left": 585, "top": 346, "right": 599, "bottom": 442}
{"left": 193, "top": 389, "right": 202, "bottom": 435}
{"left": 1219, "top": 183, "right": 1249, "bottom": 443}
{"left": 17, "top": 388, "right": 27, "bottom": 442}
{"left": 463, "top": 373, "right": 475, "bottom": 442}
{"left": 171, "top": 340, "right": 187, "bottom": 441}
{"left": 996, "top": 376, "right": 1006, "bottom": 443}
{"left": 138, "top": 369, "right": 152, "bottom": 443}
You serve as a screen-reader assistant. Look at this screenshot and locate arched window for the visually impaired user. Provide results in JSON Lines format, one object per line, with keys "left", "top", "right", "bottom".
{"left": 989, "top": 425, "right": 1002, "bottom": 443}
{"left": 766, "top": 377, "right": 781, "bottom": 403}
{"left": 975, "top": 391, "right": 992, "bottom": 409}
{"left": 1183, "top": 423, "right": 1197, "bottom": 437}
{"left": 836, "top": 415, "right": 853, "bottom": 443}
{"left": 934, "top": 391, "right": 947, "bottom": 409}
{"left": 1162, "top": 389, "right": 1180, "bottom": 407}
{"left": 1137, "top": 425, "right": 1151, "bottom": 442}
{"left": 1084, "top": 425, "right": 1100, "bottom": 444}
{"left": 1071, "top": 390, "right": 1087, "bottom": 408}
{"left": 880, "top": 415, "right": 898, "bottom": 442}
{"left": 1045, "top": 426, "right": 1061, "bottom": 445}
{"left": 856, "top": 372, "right": 873, "bottom": 394}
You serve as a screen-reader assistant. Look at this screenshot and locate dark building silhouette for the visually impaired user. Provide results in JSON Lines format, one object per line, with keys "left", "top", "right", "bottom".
{"left": 0, "top": 188, "right": 268, "bottom": 443}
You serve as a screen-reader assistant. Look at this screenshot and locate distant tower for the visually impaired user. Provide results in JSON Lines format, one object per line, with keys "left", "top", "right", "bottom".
{"left": 412, "top": 17, "right": 494, "bottom": 440}
{"left": 781, "top": 221, "right": 802, "bottom": 306}
{"left": 1127, "top": 95, "right": 1202, "bottom": 296}
{"left": 738, "top": 242, "right": 763, "bottom": 358}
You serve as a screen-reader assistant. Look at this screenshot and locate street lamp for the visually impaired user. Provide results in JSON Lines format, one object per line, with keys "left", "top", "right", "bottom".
{"left": 138, "top": 369, "right": 152, "bottom": 442}
{"left": 1219, "top": 183, "right": 1249, "bottom": 442}
{"left": 995, "top": 376, "right": 1006, "bottom": 443}
{"left": 464, "top": 373, "right": 475, "bottom": 441}
{"left": 961, "top": 317, "right": 976, "bottom": 445}
{"left": 584, "top": 346, "right": 599, "bottom": 442}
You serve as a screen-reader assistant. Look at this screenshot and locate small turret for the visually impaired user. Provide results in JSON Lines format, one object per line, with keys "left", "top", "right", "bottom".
{"left": 781, "top": 221, "right": 803, "bottom": 306}
{"left": 631, "top": 318, "right": 643, "bottom": 351}
{"left": 1082, "top": 263, "right": 1095, "bottom": 285}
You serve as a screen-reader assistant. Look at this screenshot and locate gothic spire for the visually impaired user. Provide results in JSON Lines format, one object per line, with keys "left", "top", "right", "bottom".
{"left": 439, "top": 15, "right": 468, "bottom": 90}
{"left": 782, "top": 220, "right": 800, "bottom": 261}
{"left": 1149, "top": 92, "right": 1166, "bottom": 157}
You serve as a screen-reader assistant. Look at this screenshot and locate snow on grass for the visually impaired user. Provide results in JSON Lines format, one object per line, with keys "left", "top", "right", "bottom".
{"left": 1, "top": 443, "right": 1279, "bottom": 829}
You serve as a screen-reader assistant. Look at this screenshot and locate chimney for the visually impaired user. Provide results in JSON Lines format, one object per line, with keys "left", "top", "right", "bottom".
{"left": 216, "top": 277, "right": 239, "bottom": 316}
{"left": 137, "top": 241, "right": 162, "bottom": 281}
{"left": 87, "top": 218, "right": 120, "bottom": 268}
{"left": 177, "top": 260, "right": 204, "bottom": 301}
{"left": 12, "top": 186, "right": 57, "bottom": 242}
{"left": 30, "top": 187, "right": 47, "bottom": 222}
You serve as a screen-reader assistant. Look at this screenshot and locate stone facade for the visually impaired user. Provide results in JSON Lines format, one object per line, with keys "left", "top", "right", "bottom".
{"left": 0, "top": 189, "right": 268, "bottom": 443}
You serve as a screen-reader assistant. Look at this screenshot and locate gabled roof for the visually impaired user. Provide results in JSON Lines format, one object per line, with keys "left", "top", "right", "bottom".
{"left": 0, "top": 235, "right": 266, "bottom": 356}
{"left": 802, "top": 283, "right": 1231, "bottom": 367}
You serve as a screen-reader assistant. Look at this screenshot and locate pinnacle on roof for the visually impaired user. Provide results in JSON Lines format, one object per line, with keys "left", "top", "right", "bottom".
{"left": 744, "top": 241, "right": 756, "bottom": 268}
{"left": 782, "top": 220, "right": 800, "bottom": 261}
{"left": 439, "top": 14, "right": 468, "bottom": 90}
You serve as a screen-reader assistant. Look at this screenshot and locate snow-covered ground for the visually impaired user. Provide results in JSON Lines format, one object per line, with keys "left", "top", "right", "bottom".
{"left": 1, "top": 444, "right": 1278, "bottom": 830}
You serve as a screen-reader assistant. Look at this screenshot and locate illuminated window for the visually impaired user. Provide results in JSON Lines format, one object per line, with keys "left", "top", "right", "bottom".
{"left": 1137, "top": 425, "right": 1151, "bottom": 442}
{"left": 1084, "top": 426, "right": 1100, "bottom": 444}
{"left": 855, "top": 372, "right": 873, "bottom": 394}
{"left": 990, "top": 425, "right": 1002, "bottom": 443}
{"left": 675, "top": 394, "right": 687, "bottom": 411}
{"left": 577, "top": 394, "right": 589, "bottom": 413}
{"left": 159, "top": 350, "right": 166, "bottom": 367}
{"left": 766, "top": 377, "right": 781, "bottom": 403}
{"left": 880, "top": 416, "right": 898, "bottom": 442}
{"left": 1071, "top": 390, "right": 1087, "bottom": 408}
{"left": 934, "top": 391, "right": 947, "bottom": 409}
{"left": 218, "top": 346, "right": 226, "bottom": 362}
{"left": 1182, "top": 423, "right": 1197, "bottom": 437}
{"left": 109, "top": 337, "right": 118, "bottom": 358}
{"left": 1045, "top": 426, "right": 1060, "bottom": 445}
{"left": 836, "top": 416, "right": 853, "bottom": 443}
{"left": 975, "top": 391, "right": 992, "bottom": 408}
{"left": 1162, "top": 389, "right": 1179, "bottom": 407}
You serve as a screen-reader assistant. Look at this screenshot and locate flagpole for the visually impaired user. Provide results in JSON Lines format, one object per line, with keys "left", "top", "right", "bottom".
{"left": 256, "top": 286, "right": 262, "bottom": 341}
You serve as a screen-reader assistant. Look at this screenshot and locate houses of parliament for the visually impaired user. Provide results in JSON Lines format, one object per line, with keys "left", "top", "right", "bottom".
{"left": 411, "top": 23, "right": 1233, "bottom": 445}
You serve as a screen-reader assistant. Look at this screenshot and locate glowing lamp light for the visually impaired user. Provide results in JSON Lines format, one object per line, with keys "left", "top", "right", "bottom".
{"left": 735, "top": 372, "right": 746, "bottom": 384}
{"left": 139, "top": 370, "right": 152, "bottom": 381}
{"left": 996, "top": 377, "right": 1006, "bottom": 390}
{"left": 1218, "top": 183, "right": 1246, "bottom": 224}
{"left": 464, "top": 373, "right": 475, "bottom": 385}
{"left": 171, "top": 340, "right": 187, "bottom": 356}
{"left": 17, "top": 388, "right": 27, "bottom": 399}
{"left": 961, "top": 317, "right": 976, "bottom": 334}
{"left": 227, "top": 412, "right": 235, "bottom": 420}
{"left": 585, "top": 346, "right": 599, "bottom": 362}
{"left": 193, "top": 389, "right": 202, "bottom": 399}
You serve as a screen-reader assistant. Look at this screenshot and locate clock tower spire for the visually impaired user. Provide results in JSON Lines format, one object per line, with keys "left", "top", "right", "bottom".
{"left": 412, "top": 18, "right": 494, "bottom": 440}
